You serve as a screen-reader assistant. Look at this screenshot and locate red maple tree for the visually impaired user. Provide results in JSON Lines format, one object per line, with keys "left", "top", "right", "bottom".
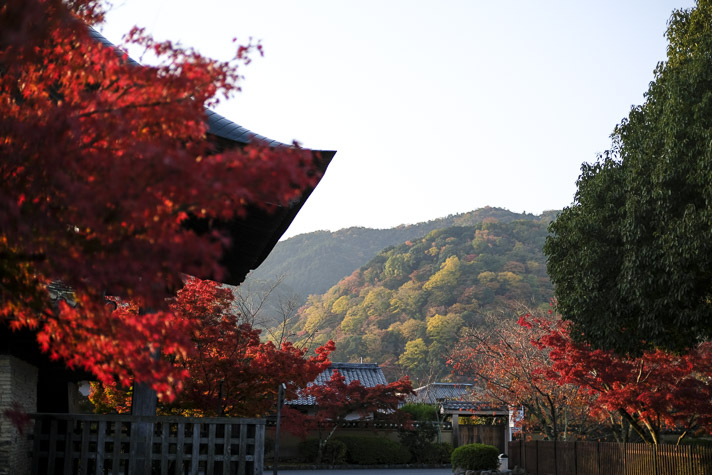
{"left": 1, "top": 0, "right": 318, "bottom": 397}
{"left": 282, "top": 371, "right": 413, "bottom": 464}
{"left": 448, "top": 312, "right": 598, "bottom": 440}
{"left": 90, "top": 277, "right": 334, "bottom": 415}
{"left": 535, "top": 317, "right": 712, "bottom": 445}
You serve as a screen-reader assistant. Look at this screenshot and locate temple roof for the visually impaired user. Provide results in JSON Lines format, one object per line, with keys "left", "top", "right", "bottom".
{"left": 88, "top": 27, "right": 335, "bottom": 284}
{"left": 288, "top": 363, "right": 388, "bottom": 406}
{"left": 410, "top": 382, "right": 474, "bottom": 404}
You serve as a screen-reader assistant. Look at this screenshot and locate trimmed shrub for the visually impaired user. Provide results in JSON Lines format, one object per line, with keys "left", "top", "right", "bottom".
{"left": 402, "top": 439, "right": 453, "bottom": 464}
{"left": 399, "top": 422, "right": 438, "bottom": 462}
{"left": 450, "top": 443, "right": 499, "bottom": 471}
{"left": 432, "top": 442, "right": 454, "bottom": 464}
{"left": 296, "top": 439, "right": 347, "bottom": 464}
{"left": 398, "top": 404, "right": 442, "bottom": 463}
{"left": 335, "top": 435, "right": 411, "bottom": 464}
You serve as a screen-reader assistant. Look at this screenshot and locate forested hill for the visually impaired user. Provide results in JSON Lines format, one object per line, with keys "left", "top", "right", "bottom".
{"left": 284, "top": 218, "right": 554, "bottom": 385}
{"left": 246, "top": 207, "right": 557, "bottom": 300}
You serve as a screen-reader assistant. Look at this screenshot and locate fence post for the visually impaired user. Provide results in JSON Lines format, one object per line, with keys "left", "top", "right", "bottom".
{"left": 536, "top": 440, "right": 540, "bottom": 475}
{"left": 574, "top": 441, "right": 577, "bottom": 475}
{"left": 554, "top": 439, "right": 557, "bottom": 475}
{"left": 130, "top": 382, "right": 157, "bottom": 475}
{"left": 273, "top": 383, "right": 285, "bottom": 475}
{"left": 597, "top": 441, "right": 602, "bottom": 475}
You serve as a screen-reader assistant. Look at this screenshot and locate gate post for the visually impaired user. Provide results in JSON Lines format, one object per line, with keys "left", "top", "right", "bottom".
{"left": 129, "top": 382, "right": 156, "bottom": 474}
{"left": 452, "top": 414, "right": 460, "bottom": 448}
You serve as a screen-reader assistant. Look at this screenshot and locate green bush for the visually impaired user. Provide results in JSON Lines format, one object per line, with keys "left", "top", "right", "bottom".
{"left": 398, "top": 404, "right": 443, "bottom": 463}
{"left": 335, "top": 435, "right": 411, "bottom": 464}
{"left": 399, "top": 422, "right": 438, "bottom": 462}
{"left": 450, "top": 443, "right": 499, "bottom": 471}
{"left": 399, "top": 403, "right": 439, "bottom": 421}
{"left": 296, "top": 439, "right": 347, "bottom": 464}
{"left": 432, "top": 442, "right": 454, "bottom": 464}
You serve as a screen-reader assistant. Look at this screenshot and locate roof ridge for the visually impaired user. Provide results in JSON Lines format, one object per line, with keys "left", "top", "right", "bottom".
{"left": 87, "top": 27, "right": 286, "bottom": 147}
{"left": 329, "top": 362, "right": 381, "bottom": 368}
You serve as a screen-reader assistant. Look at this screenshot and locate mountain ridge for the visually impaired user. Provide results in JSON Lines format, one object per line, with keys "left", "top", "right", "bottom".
{"left": 246, "top": 206, "right": 558, "bottom": 301}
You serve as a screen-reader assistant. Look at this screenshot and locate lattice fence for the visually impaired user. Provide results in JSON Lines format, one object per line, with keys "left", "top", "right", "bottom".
{"left": 29, "top": 413, "right": 265, "bottom": 475}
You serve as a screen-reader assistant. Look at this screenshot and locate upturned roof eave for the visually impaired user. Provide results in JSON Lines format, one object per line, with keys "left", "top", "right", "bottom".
{"left": 86, "top": 27, "right": 336, "bottom": 285}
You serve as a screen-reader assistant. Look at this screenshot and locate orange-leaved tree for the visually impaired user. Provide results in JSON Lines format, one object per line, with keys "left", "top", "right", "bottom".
{"left": 448, "top": 312, "right": 598, "bottom": 440}
{"left": 1, "top": 0, "right": 318, "bottom": 399}
{"left": 90, "top": 278, "right": 334, "bottom": 416}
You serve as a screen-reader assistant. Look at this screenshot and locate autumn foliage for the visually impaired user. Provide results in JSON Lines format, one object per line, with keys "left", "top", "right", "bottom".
{"left": 448, "top": 312, "right": 596, "bottom": 440}
{"left": 1, "top": 0, "right": 317, "bottom": 396}
{"left": 535, "top": 317, "right": 712, "bottom": 445}
{"left": 451, "top": 309, "right": 712, "bottom": 444}
{"left": 90, "top": 278, "right": 334, "bottom": 415}
{"left": 282, "top": 371, "right": 413, "bottom": 463}
{"left": 288, "top": 220, "right": 553, "bottom": 385}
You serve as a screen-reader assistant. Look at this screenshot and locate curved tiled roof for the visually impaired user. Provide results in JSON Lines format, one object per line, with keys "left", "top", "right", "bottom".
{"left": 85, "top": 27, "right": 335, "bottom": 285}
{"left": 204, "top": 109, "right": 285, "bottom": 147}
{"left": 410, "top": 382, "right": 474, "bottom": 404}
{"left": 288, "top": 363, "right": 388, "bottom": 406}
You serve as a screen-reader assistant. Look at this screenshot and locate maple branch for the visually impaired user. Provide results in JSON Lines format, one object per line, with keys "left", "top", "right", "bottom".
{"left": 616, "top": 408, "right": 654, "bottom": 445}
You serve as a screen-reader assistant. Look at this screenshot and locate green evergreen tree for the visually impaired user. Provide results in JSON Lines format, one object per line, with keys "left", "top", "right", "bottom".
{"left": 546, "top": 0, "right": 712, "bottom": 353}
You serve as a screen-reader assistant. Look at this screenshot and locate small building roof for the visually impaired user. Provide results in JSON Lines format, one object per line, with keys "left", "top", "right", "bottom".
{"left": 288, "top": 363, "right": 387, "bottom": 406}
{"left": 410, "top": 382, "right": 474, "bottom": 404}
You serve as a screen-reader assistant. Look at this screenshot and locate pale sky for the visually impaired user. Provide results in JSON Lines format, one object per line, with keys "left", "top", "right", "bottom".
{"left": 99, "top": 1, "right": 696, "bottom": 238}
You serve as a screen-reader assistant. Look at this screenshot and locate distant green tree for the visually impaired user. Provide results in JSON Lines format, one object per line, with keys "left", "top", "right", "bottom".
{"left": 423, "top": 256, "right": 461, "bottom": 291}
{"left": 401, "top": 319, "right": 428, "bottom": 341}
{"left": 340, "top": 308, "right": 366, "bottom": 335}
{"left": 399, "top": 338, "right": 429, "bottom": 375}
{"left": 545, "top": 0, "right": 712, "bottom": 353}
{"left": 426, "top": 313, "right": 464, "bottom": 349}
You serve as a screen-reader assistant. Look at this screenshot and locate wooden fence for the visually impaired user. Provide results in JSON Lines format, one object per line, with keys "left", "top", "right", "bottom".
{"left": 29, "top": 413, "right": 265, "bottom": 475}
{"left": 508, "top": 440, "right": 712, "bottom": 475}
{"left": 459, "top": 425, "right": 506, "bottom": 454}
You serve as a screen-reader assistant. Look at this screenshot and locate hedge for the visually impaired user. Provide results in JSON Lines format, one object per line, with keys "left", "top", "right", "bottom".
{"left": 335, "top": 435, "right": 411, "bottom": 465}
{"left": 296, "top": 439, "right": 347, "bottom": 464}
{"left": 451, "top": 443, "right": 499, "bottom": 471}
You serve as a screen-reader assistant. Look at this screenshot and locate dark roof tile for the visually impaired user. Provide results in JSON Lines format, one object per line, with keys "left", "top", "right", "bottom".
{"left": 410, "top": 382, "right": 474, "bottom": 404}
{"left": 440, "top": 400, "right": 508, "bottom": 415}
{"left": 288, "top": 363, "right": 388, "bottom": 406}
{"left": 86, "top": 28, "right": 335, "bottom": 285}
